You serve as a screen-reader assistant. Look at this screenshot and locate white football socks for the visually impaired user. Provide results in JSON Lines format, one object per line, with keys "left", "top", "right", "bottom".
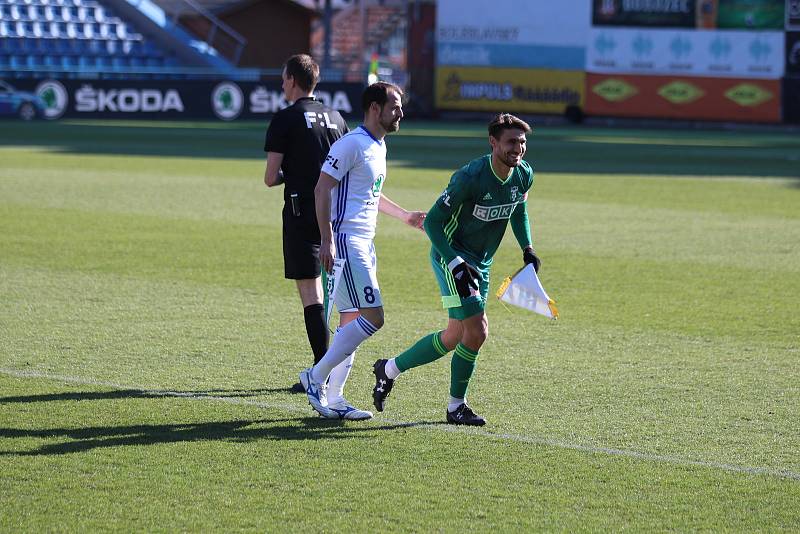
{"left": 326, "top": 328, "right": 355, "bottom": 406}
{"left": 312, "top": 316, "right": 378, "bottom": 384}
{"left": 448, "top": 396, "right": 464, "bottom": 413}
{"left": 385, "top": 358, "right": 401, "bottom": 380}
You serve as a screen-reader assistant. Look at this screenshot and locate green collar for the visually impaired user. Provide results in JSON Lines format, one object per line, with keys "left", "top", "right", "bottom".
{"left": 489, "top": 158, "right": 513, "bottom": 184}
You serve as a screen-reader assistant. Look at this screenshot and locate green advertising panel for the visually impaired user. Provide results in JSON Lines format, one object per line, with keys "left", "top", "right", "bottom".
{"left": 716, "top": 0, "right": 785, "bottom": 29}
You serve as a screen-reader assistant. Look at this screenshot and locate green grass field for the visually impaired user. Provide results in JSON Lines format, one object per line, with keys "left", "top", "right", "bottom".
{"left": 1, "top": 119, "right": 799, "bottom": 531}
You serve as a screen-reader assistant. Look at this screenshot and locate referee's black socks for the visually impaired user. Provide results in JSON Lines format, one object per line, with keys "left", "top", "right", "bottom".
{"left": 303, "top": 303, "right": 329, "bottom": 365}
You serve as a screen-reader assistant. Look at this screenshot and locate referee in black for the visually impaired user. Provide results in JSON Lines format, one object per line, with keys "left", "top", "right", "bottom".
{"left": 264, "top": 54, "right": 349, "bottom": 392}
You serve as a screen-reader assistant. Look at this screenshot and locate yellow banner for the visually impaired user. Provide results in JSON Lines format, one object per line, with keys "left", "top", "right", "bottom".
{"left": 436, "top": 66, "right": 585, "bottom": 114}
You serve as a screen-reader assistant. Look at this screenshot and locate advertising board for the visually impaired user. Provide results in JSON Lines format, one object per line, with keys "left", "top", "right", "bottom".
{"left": 436, "top": 0, "right": 589, "bottom": 69}
{"left": 6, "top": 79, "right": 363, "bottom": 120}
{"left": 436, "top": 66, "right": 585, "bottom": 114}
{"left": 787, "top": 32, "right": 800, "bottom": 76}
{"left": 783, "top": 77, "right": 800, "bottom": 122}
{"left": 715, "top": 0, "right": 785, "bottom": 29}
{"left": 789, "top": 1, "right": 800, "bottom": 29}
{"left": 587, "top": 27, "right": 785, "bottom": 79}
{"left": 586, "top": 73, "right": 781, "bottom": 122}
{"left": 592, "top": 0, "right": 697, "bottom": 28}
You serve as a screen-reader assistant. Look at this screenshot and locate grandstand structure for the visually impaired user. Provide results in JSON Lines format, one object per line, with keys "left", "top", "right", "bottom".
{"left": 0, "top": 0, "right": 408, "bottom": 82}
{"left": 0, "top": 0, "right": 290, "bottom": 80}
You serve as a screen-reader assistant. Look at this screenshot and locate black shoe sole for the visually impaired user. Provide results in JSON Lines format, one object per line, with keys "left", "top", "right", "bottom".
{"left": 446, "top": 419, "right": 486, "bottom": 426}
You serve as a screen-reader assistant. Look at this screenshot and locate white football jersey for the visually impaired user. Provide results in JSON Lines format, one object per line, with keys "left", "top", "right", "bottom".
{"left": 321, "top": 126, "right": 387, "bottom": 240}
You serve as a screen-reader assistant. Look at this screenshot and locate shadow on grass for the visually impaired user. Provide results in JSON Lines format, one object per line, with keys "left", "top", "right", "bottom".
{"left": 0, "top": 387, "right": 298, "bottom": 404}
{"left": 0, "top": 387, "right": 446, "bottom": 455}
{"left": 0, "top": 417, "right": 439, "bottom": 456}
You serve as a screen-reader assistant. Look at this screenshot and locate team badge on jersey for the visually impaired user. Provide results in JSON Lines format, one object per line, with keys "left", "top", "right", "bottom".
{"left": 371, "top": 174, "right": 385, "bottom": 197}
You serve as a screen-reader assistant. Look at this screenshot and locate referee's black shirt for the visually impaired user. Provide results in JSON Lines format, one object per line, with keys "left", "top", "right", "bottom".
{"left": 264, "top": 96, "right": 349, "bottom": 201}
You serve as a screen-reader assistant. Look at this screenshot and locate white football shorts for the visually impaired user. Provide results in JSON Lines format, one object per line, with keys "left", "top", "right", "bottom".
{"left": 334, "top": 233, "right": 382, "bottom": 311}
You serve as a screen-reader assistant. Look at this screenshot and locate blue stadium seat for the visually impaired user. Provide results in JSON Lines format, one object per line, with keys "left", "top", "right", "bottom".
{"left": 9, "top": 54, "right": 25, "bottom": 69}
{"left": 59, "top": 54, "right": 76, "bottom": 68}
{"left": 78, "top": 54, "right": 93, "bottom": 68}
{"left": 4, "top": 37, "right": 21, "bottom": 52}
{"left": 42, "top": 54, "right": 58, "bottom": 68}
{"left": 39, "top": 38, "right": 56, "bottom": 53}
{"left": 53, "top": 36, "right": 71, "bottom": 53}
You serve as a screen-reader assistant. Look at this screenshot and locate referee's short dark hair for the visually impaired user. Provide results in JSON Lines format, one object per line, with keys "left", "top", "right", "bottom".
{"left": 362, "top": 81, "right": 402, "bottom": 113}
{"left": 488, "top": 113, "right": 532, "bottom": 139}
{"left": 284, "top": 54, "right": 320, "bottom": 92}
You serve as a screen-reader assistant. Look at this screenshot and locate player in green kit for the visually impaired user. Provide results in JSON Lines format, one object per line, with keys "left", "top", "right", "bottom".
{"left": 371, "top": 113, "right": 541, "bottom": 426}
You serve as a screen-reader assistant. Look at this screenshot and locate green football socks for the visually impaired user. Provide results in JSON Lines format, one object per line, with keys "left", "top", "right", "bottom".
{"left": 394, "top": 331, "right": 449, "bottom": 372}
{"left": 450, "top": 344, "right": 479, "bottom": 398}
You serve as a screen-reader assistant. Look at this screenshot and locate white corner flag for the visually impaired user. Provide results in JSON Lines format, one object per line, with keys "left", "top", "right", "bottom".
{"left": 495, "top": 264, "right": 559, "bottom": 320}
{"left": 324, "top": 258, "right": 346, "bottom": 327}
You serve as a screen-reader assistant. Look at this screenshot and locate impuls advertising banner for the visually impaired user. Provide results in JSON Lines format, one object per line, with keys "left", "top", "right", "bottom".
{"left": 436, "top": 66, "right": 585, "bottom": 114}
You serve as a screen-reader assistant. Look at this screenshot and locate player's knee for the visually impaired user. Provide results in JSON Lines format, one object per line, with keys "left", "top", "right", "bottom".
{"left": 441, "top": 322, "right": 463, "bottom": 351}
{"left": 360, "top": 307, "right": 384, "bottom": 330}
{"left": 463, "top": 329, "right": 487, "bottom": 349}
{"left": 462, "top": 315, "right": 488, "bottom": 348}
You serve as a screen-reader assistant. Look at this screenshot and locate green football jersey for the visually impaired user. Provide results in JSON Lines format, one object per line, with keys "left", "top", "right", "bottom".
{"left": 429, "top": 155, "right": 534, "bottom": 270}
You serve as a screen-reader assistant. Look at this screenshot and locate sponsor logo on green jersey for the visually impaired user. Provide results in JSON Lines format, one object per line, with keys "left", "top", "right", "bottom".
{"left": 472, "top": 202, "right": 518, "bottom": 222}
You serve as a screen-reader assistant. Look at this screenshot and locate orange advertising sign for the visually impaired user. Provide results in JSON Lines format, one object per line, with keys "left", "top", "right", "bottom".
{"left": 586, "top": 73, "right": 781, "bottom": 122}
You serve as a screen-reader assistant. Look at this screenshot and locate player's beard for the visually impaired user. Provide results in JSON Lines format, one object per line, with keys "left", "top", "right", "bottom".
{"left": 503, "top": 152, "right": 522, "bottom": 167}
{"left": 381, "top": 115, "right": 400, "bottom": 133}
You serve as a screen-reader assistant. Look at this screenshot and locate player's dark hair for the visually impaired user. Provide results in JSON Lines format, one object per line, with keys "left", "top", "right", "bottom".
{"left": 362, "top": 82, "right": 402, "bottom": 113}
{"left": 284, "top": 54, "right": 320, "bottom": 92}
{"left": 488, "top": 113, "right": 532, "bottom": 139}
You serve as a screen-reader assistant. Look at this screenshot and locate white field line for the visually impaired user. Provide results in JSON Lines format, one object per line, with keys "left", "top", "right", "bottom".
{"left": 2, "top": 368, "right": 799, "bottom": 482}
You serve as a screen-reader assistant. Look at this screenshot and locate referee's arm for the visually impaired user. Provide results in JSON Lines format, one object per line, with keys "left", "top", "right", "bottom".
{"left": 264, "top": 152, "right": 285, "bottom": 187}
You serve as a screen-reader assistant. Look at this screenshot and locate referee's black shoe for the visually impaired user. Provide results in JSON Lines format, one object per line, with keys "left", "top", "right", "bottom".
{"left": 289, "top": 381, "right": 305, "bottom": 394}
{"left": 446, "top": 403, "right": 486, "bottom": 426}
{"left": 372, "top": 359, "right": 395, "bottom": 412}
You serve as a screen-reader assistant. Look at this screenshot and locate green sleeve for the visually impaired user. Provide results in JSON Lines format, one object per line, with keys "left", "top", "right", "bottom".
{"left": 510, "top": 200, "right": 532, "bottom": 250}
{"left": 510, "top": 162, "right": 534, "bottom": 250}
{"left": 424, "top": 202, "right": 460, "bottom": 264}
{"left": 424, "top": 169, "right": 474, "bottom": 265}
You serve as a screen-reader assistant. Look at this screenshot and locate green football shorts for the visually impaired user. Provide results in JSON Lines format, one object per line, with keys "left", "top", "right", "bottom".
{"left": 430, "top": 249, "right": 489, "bottom": 320}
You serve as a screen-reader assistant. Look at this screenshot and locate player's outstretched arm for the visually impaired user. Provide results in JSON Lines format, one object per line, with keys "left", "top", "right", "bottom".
{"left": 315, "top": 172, "right": 338, "bottom": 272}
{"left": 379, "top": 193, "right": 426, "bottom": 231}
{"left": 264, "top": 152, "right": 285, "bottom": 187}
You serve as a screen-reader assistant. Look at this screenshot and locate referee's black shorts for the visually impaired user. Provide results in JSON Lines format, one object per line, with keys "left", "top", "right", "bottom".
{"left": 282, "top": 197, "right": 321, "bottom": 280}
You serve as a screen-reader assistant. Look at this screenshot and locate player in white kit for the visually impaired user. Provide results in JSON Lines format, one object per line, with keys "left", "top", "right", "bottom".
{"left": 299, "top": 82, "right": 425, "bottom": 420}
